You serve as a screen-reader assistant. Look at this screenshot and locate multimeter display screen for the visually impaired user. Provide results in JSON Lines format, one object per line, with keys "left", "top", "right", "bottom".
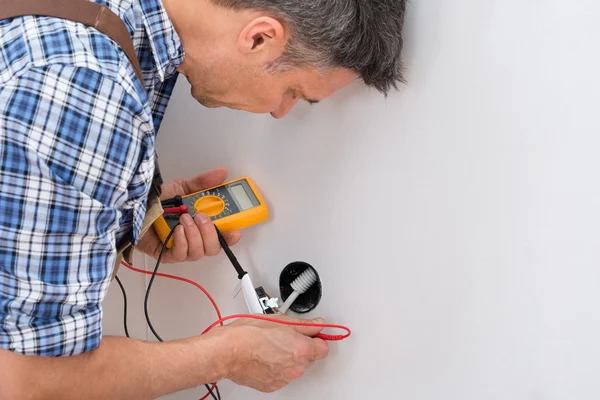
{"left": 230, "top": 184, "right": 254, "bottom": 210}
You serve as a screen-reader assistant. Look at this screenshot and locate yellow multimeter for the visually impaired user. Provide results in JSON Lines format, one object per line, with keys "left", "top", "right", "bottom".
{"left": 153, "top": 177, "right": 269, "bottom": 249}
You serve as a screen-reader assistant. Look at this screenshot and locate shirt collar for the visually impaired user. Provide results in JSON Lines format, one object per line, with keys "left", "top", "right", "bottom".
{"left": 138, "top": 0, "right": 185, "bottom": 82}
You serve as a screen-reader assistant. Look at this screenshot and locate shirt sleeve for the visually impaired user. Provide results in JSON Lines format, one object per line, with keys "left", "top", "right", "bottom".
{"left": 0, "top": 64, "right": 154, "bottom": 356}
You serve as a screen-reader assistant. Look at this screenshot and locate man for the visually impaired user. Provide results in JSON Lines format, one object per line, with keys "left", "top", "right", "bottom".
{"left": 0, "top": 0, "right": 406, "bottom": 398}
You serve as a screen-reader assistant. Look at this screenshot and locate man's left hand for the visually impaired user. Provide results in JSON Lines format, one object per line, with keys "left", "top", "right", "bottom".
{"left": 136, "top": 168, "right": 242, "bottom": 263}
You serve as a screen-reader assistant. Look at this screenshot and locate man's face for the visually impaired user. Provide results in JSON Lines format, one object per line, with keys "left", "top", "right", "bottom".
{"left": 169, "top": 1, "right": 358, "bottom": 118}
{"left": 179, "top": 58, "right": 357, "bottom": 119}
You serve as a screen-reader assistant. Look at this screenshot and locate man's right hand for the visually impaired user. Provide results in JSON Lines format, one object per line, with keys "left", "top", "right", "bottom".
{"left": 216, "top": 315, "right": 330, "bottom": 393}
{"left": 0, "top": 314, "right": 330, "bottom": 400}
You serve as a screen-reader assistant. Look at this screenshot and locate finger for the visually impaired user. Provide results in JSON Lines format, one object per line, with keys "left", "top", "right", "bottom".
{"left": 181, "top": 168, "right": 228, "bottom": 194}
{"left": 164, "top": 225, "right": 187, "bottom": 263}
{"left": 222, "top": 230, "right": 242, "bottom": 246}
{"left": 287, "top": 317, "right": 327, "bottom": 338}
{"left": 179, "top": 213, "right": 205, "bottom": 261}
{"left": 259, "top": 381, "right": 288, "bottom": 393}
{"left": 195, "top": 213, "right": 221, "bottom": 256}
{"left": 309, "top": 337, "right": 329, "bottom": 361}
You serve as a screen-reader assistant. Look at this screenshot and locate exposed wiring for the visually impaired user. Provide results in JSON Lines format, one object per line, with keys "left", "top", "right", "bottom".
{"left": 279, "top": 267, "right": 318, "bottom": 315}
{"left": 114, "top": 275, "right": 130, "bottom": 338}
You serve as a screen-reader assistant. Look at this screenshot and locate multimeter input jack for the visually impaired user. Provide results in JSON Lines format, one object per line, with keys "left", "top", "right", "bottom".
{"left": 279, "top": 262, "right": 322, "bottom": 314}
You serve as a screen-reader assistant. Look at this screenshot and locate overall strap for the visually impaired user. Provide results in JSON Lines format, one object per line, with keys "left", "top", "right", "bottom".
{"left": 0, "top": 0, "right": 145, "bottom": 85}
{"left": 0, "top": 0, "right": 167, "bottom": 196}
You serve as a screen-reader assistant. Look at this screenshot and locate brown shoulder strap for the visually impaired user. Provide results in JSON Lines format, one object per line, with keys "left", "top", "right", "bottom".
{"left": 0, "top": 0, "right": 144, "bottom": 85}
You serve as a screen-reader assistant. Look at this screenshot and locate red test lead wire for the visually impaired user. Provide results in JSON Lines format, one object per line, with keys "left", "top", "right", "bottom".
{"left": 120, "top": 261, "right": 223, "bottom": 322}
{"left": 201, "top": 314, "right": 351, "bottom": 341}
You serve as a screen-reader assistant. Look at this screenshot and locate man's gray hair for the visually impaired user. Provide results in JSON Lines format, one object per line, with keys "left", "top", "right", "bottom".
{"left": 213, "top": 0, "right": 407, "bottom": 95}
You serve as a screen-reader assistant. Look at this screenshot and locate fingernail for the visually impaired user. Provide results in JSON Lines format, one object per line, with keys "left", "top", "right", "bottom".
{"left": 181, "top": 213, "right": 194, "bottom": 226}
{"left": 196, "top": 213, "right": 209, "bottom": 224}
{"left": 313, "top": 318, "right": 325, "bottom": 324}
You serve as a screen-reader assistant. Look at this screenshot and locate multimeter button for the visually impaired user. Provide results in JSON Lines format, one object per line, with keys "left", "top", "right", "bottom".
{"left": 194, "top": 195, "right": 225, "bottom": 217}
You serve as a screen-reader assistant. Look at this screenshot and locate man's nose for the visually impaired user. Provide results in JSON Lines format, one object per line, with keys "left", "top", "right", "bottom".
{"left": 270, "top": 97, "right": 300, "bottom": 119}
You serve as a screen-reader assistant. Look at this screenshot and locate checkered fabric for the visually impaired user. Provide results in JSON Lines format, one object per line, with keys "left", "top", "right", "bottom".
{"left": 0, "top": 0, "right": 184, "bottom": 356}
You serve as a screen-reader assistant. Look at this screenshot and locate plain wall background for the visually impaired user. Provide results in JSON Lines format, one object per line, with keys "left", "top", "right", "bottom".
{"left": 103, "top": 0, "right": 600, "bottom": 398}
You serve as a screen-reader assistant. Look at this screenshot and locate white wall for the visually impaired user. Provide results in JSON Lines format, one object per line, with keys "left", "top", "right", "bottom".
{"left": 103, "top": 0, "right": 600, "bottom": 399}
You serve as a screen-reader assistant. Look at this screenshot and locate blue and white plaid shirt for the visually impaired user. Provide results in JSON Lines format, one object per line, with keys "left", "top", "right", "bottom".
{"left": 0, "top": 0, "right": 184, "bottom": 356}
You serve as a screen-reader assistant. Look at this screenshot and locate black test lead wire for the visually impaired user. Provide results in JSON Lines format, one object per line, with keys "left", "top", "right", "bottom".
{"left": 142, "top": 222, "right": 221, "bottom": 400}
{"left": 214, "top": 225, "right": 246, "bottom": 279}
{"left": 114, "top": 275, "right": 130, "bottom": 338}
{"left": 160, "top": 194, "right": 183, "bottom": 208}
{"left": 214, "top": 225, "right": 264, "bottom": 314}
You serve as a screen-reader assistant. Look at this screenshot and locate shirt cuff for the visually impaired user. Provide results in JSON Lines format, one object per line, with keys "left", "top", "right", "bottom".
{"left": 0, "top": 306, "right": 103, "bottom": 356}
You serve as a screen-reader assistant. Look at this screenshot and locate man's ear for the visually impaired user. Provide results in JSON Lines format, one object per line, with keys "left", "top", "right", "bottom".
{"left": 237, "top": 16, "right": 286, "bottom": 58}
